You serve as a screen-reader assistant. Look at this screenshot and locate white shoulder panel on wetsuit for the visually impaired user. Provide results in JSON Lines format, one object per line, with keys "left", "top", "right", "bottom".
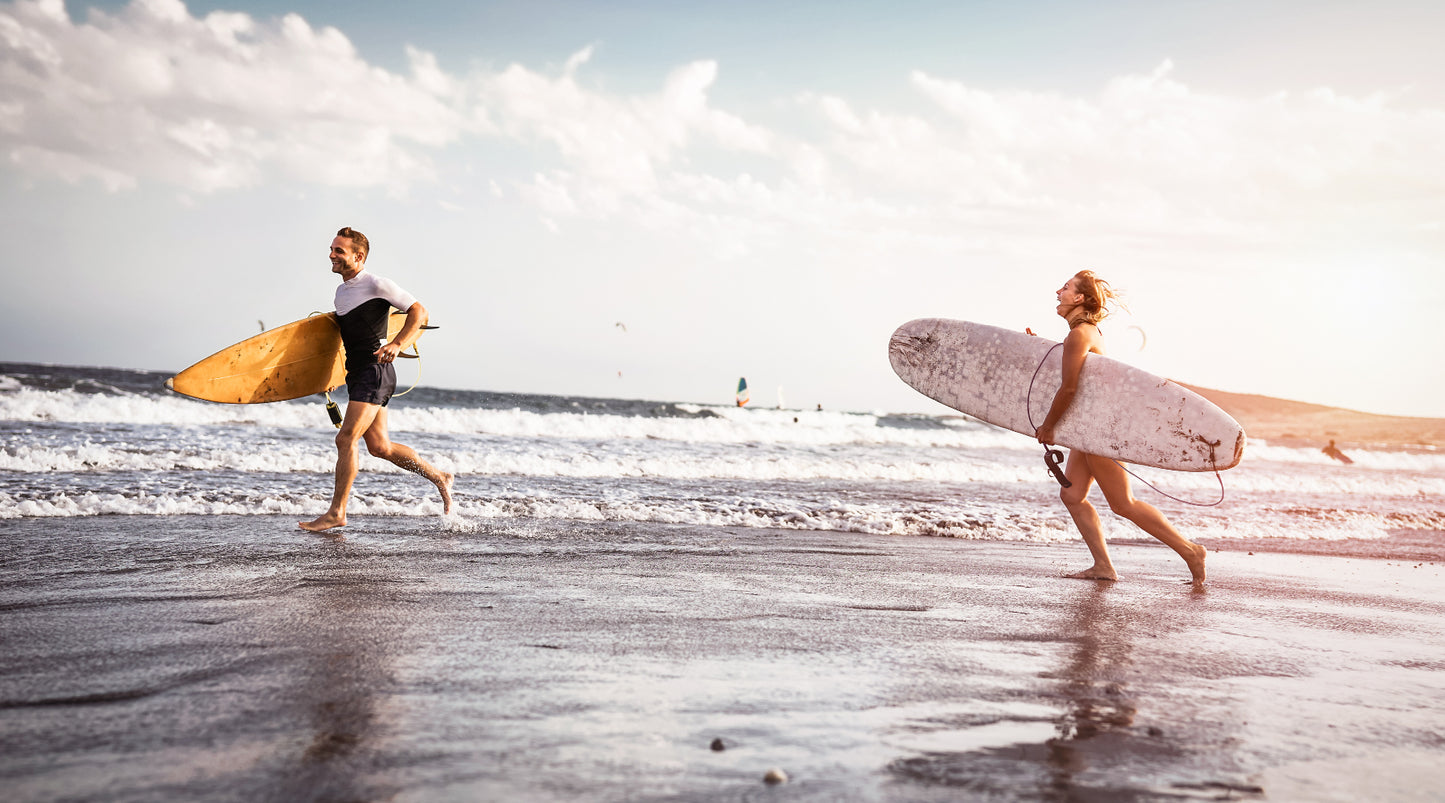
{"left": 334, "top": 271, "right": 418, "bottom": 316}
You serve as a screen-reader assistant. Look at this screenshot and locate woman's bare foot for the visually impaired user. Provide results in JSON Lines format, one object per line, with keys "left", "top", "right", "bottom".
{"left": 299, "top": 513, "right": 346, "bottom": 532}
{"left": 1066, "top": 566, "right": 1118, "bottom": 581}
{"left": 1184, "top": 542, "right": 1207, "bottom": 583}
{"left": 437, "top": 472, "right": 454, "bottom": 514}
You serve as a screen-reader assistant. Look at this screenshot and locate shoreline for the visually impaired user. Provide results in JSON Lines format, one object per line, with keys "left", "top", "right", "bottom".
{"left": 1143, "top": 527, "right": 1445, "bottom": 564}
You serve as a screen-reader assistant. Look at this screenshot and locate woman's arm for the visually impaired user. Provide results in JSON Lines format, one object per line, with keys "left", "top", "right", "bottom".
{"left": 1035, "top": 327, "right": 1092, "bottom": 445}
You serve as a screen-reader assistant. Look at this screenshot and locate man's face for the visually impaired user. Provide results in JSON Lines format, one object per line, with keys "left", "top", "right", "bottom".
{"left": 330, "top": 236, "right": 364, "bottom": 275}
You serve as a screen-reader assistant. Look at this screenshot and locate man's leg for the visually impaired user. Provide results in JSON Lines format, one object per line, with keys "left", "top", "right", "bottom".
{"left": 300, "top": 401, "right": 383, "bottom": 532}
{"left": 361, "top": 406, "right": 454, "bottom": 514}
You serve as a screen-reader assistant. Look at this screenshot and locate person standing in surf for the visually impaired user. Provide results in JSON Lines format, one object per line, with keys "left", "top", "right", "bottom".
{"left": 1032, "top": 271, "right": 1207, "bottom": 582}
{"left": 300, "top": 227, "right": 453, "bottom": 532}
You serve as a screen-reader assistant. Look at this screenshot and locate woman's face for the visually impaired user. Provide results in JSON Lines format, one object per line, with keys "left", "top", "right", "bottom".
{"left": 1056, "top": 277, "right": 1085, "bottom": 316}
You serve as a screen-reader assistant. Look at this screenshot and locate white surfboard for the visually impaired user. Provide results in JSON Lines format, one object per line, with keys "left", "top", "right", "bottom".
{"left": 889, "top": 319, "right": 1245, "bottom": 471}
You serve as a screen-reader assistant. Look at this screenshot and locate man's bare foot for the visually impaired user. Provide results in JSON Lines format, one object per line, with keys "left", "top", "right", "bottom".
{"left": 1184, "top": 542, "right": 1207, "bottom": 583}
{"left": 437, "top": 472, "right": 454, "bottom": 515}
{"left": 299, "top": 513, "right": 346, "bottom": 532}
{"left": 1065, "top": 567, "right": 1118, "bottom": 581}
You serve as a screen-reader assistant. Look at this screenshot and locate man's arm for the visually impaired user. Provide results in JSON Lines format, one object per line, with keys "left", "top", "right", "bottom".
{"left": 374, "top": 302, "right": 428, "bottom": 362}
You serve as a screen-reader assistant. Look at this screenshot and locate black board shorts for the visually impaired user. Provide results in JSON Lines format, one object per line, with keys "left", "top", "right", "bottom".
{"left": 346, "top": 363, "right": 397, "bottom": 407}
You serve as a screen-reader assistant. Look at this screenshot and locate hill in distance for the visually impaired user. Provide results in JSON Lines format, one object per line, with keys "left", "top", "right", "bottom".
{"left": 1180, "top": 384, "right": 1445, "bottom": 450}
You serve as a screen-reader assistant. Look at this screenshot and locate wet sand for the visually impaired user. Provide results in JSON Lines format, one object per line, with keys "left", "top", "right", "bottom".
{"left": 3, "top": 516, "right": 1444, "bottom": 802}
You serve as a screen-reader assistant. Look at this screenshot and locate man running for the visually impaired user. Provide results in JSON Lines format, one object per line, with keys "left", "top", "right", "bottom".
{"left": 300, "top": 226, "right": 453, "bottom": 532}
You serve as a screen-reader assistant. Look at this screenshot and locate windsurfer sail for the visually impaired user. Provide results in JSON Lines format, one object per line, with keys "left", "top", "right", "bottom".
{"left": 736, "top": 377, "right": 750, "bottom": 407}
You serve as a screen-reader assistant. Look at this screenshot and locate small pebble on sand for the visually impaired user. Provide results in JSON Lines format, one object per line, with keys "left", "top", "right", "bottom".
{"left": 764, "top": 767, "right": 788, "bottom": 785}
{"left": 710, "top": 738, "right": 725, "bottom": 751}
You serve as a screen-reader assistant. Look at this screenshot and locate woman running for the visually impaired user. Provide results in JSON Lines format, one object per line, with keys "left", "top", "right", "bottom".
{"left": 1033, "top": 271, "right": 1207, "bottom": 583}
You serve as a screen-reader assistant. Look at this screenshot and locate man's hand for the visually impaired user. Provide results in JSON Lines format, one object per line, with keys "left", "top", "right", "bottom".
{"left": 374, "top": 342, "right": 403, "bottom": 363}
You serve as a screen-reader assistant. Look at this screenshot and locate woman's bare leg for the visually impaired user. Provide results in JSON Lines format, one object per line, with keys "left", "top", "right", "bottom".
{"left": 1087, "top": 454, "right": 1205, "bottom": 582}
{"left": 1059, "top": 450, "right": 1117, "bottom": 580}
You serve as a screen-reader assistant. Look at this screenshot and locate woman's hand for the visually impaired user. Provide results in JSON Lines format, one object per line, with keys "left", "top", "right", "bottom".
{"left": 1035, "top": 423, "right": 1056, "bottom": 445}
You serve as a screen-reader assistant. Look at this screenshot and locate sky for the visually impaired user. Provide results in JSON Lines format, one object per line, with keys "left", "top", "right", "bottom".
{"left": 2, "top": 0, "right": 1443, "bottom": 417}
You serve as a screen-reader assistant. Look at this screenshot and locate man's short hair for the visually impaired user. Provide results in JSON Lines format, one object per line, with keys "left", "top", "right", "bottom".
{"left": 336, "top": 227, "right": 369, "bottom": 261}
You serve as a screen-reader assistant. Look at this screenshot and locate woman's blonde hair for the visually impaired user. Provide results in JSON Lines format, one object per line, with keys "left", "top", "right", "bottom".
{"left": 1071, "top": 270, "right": 1119, "bottom": 326}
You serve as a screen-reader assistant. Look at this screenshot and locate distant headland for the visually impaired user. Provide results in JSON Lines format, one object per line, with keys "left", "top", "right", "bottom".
{"left": 1182, "top": 384, "right": 1444, "bottom": 450}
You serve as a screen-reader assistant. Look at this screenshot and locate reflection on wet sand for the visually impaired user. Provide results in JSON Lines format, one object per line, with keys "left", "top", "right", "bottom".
{"left": 1043, "top": 582, "right": 1139, "bottom": 787}
{"left": 887, "top": 582, "right": 1258, "bottom": 800}
{"left": 270, "top": 551, "right": 404, "bottom": 802}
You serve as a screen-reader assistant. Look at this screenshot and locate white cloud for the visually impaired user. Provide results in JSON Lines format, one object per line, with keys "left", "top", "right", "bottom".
{"left": 0, "top": 0, "right": 471, "bottom": 192}
{"left": 2, "top": 0, "right": 1442, "bottom": 260}
{"left": 9, "top": 143, "right": 137, "bottom": 190}
{"left": 896, "top": 61, "right": 1445, "bottom": 246}
{"left": 478, "top": 49, "right": 771, "bottom": 204}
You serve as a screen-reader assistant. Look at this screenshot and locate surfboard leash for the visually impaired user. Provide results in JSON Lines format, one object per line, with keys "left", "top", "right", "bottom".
{"left": 1113, "top": 449, "right": 1226, "bottom": 508}
{"left": 391, "top": 341, "right": 423, "bottom": 398}
{"left": 1026, "top": 342, "right": 1228, "bottom": 507}
{"left": 385, "top": 319, "right": 438, "bottom": 399}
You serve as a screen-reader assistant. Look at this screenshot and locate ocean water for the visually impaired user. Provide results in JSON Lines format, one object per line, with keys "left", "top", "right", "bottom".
{"left": 2, "top": 362, "right": 1442, "bottom": 553}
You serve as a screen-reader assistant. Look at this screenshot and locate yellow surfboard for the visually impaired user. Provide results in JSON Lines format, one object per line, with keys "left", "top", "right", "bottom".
{"left": 166, "top": 312, "right": 416, "bottom": 404}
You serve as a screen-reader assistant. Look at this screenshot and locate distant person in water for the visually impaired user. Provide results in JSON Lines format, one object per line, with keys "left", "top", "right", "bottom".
{"left": 300, "top": 227, "right": 453, "bottom": 532}
{"left": 1322, "top": 440, "right": 1353, "bottom": 464}
{"left": 1032, "top": 271, "right": 1207, "bottom": 583}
